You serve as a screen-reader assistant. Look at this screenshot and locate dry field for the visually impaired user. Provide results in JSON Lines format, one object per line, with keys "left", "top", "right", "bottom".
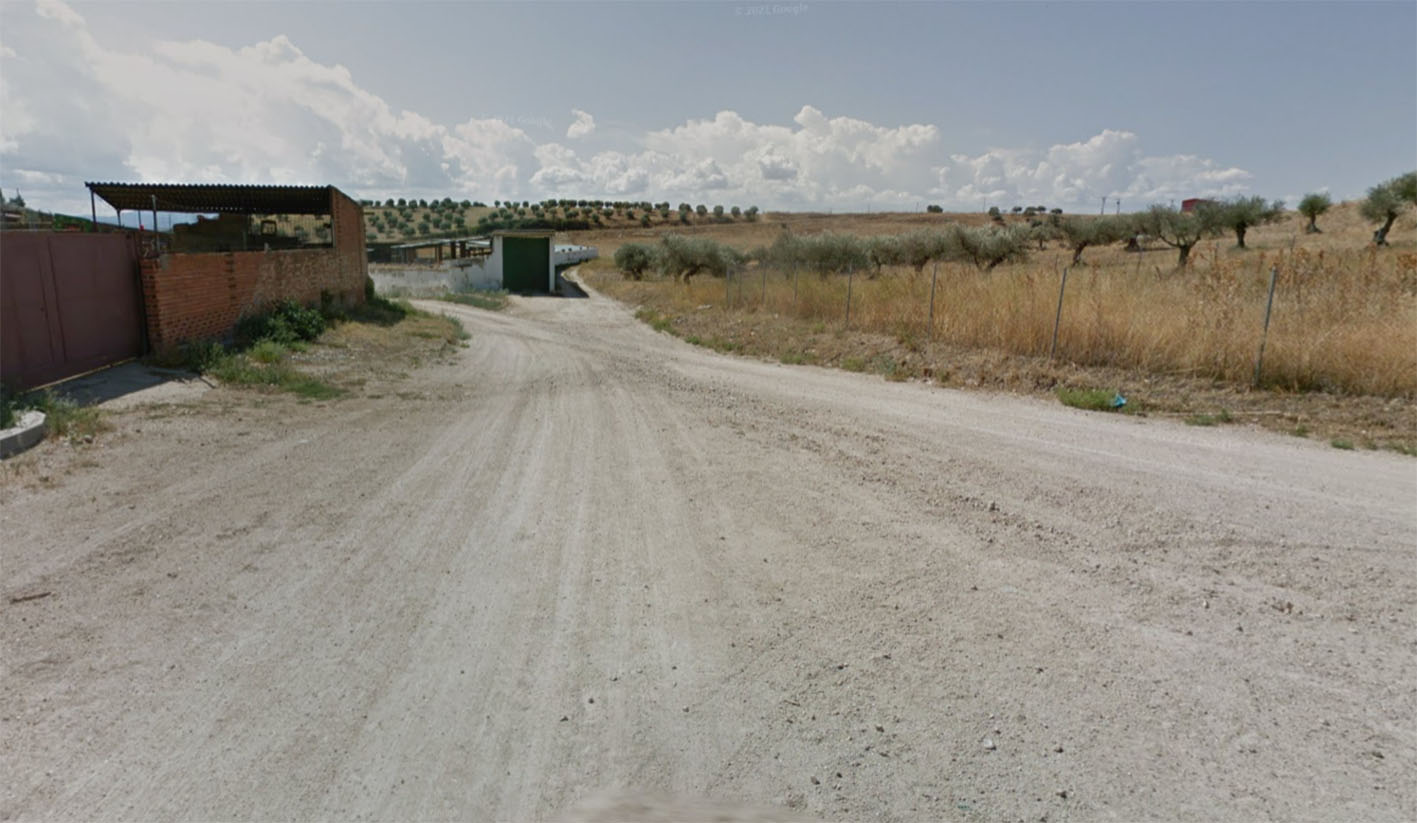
{"left": 572, "top": 203, "right": 1417, "bottom": 451}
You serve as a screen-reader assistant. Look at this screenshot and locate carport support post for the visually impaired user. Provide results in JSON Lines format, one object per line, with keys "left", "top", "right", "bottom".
{"left": 151, "top": 196, "right": 158, "bottom": 247}
{"left": 1252, "top": 265, "right": 1279, "bottom": 388}
{"left": 90, "top": 189, "right": 98, "bottom": 232}
{"left": 1049, "top": 266, "right": 1070, "bottom": 361}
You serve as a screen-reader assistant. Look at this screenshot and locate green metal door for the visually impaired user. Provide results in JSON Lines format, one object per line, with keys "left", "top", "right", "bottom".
{"left": 502, "top": 237, "right": 549, "bottom": 292}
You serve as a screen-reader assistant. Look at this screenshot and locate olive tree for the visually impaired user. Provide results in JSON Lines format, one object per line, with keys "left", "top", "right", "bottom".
{"left": 948, "top": 225, "right": 1031, "bottom": 271}
{"left": 1297, "top": 193, "right": 1332, "bottom": 234}
{"left": 613, "top": 243, "right": 658, "bottom": 279}
{"left": 1132, "top": 205, "right": 1219, "bottom": 266}
{"left": 1057, "top": 215, "right": 1130, "bottom": 265}
{"left": 794, "top": 233, "right": 870, "bottom": 277}
{"left": 896, "top": 229, "right": 953, "bottom": 273}
{"left": 657, "top": 234, "right": 742, "bottom": 282}
{"left": 1361, "top": 172, "right": 1417, "bottom": 245}
{"left": 1199, "top": 196, "right": 1285, "bottom": 248}
{"left": 863, "top": 235, "right": 903, "bottom": 276}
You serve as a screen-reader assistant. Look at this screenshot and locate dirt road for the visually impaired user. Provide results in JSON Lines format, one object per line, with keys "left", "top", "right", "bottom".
{"left": 3, "top": 285, "right": 1414, "bottom": 822}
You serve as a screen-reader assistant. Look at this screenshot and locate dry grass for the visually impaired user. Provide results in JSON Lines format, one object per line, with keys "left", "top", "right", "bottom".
{"left": 577, "top": 202, "right": 1416, "bottom": 399}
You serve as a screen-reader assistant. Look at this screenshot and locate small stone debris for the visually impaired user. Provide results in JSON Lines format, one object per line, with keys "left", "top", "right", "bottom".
{"left": 875, "top": 725, "right": 885, "bottom": 733}
{"left": 982, "top": 738, "right": 996, "bottom": 751}
{"left": 559, "top": 715, "right": 569, "bottom": 722}
{"left": 1056, "top": 789, "right": 1068, "bottom": 799}
{"left": 587, "top": 697, "right": 595, "bottom": 704}
{"left": 810, "top": 776, "right": 820, "bottom": 785}
{"left": 1054, "top": 745, "right": 1064, "bottom": 753}
{"left": 988, "top": 502, "right": 998, "bottom": 512}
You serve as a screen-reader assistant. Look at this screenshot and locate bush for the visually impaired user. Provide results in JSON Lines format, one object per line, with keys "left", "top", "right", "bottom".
{"left": 235, "top": 299, "right": 327, "bottom": 346}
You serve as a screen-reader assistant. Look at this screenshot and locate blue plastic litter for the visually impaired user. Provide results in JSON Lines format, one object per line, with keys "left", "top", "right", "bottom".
{"left": 1111, "top": 393, "right": 1127, "bottom": 408}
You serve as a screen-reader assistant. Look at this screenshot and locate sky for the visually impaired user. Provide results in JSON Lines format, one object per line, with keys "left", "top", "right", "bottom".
{"left": 1, "top": 0, "right": 1414, "bottom": 216}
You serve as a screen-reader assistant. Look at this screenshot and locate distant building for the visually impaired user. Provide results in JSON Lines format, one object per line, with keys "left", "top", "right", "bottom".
{"left": 1181, "top": 198, "right": 1215, "bottom": 213}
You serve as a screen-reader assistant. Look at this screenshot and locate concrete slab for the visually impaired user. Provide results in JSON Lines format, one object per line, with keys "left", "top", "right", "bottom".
{"left": 0, "top": 410, "right": 47, "bottom": 459}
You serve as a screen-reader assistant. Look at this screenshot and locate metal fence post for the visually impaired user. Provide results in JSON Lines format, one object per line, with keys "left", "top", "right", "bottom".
{"left": 845, "top": 265, "right": 854, "bottom": 327}
{"left": 1049, "top": 266, "right": 1070, "bottom": 361}
{"left": 1253, "top": 265, "right": 1279, "bottom": 387}
{"left": 927, "top": 260, "right": 939, "bottom": 340}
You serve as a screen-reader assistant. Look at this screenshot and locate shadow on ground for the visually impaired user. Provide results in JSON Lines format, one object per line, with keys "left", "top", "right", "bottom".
{"left": 48, "top": 361, "right": 211, "bottom": 409}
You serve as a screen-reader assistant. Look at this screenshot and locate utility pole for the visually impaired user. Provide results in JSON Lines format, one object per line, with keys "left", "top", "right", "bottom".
{"left": 1115, "top": 198, "right": 1121, "bottom": 215}
{"left": 1100, "top": 196, "right": 1105, "bottom": 216}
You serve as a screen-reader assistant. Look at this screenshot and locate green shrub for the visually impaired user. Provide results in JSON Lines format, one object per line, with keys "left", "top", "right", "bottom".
{"left": 235, "top": 300, "right": 327, "bottom": 346}
{"left": 1056, "top": 387, "right": 1120, "bottom": 411}
{"left": 248, "top": 340, "right": 288, "bottom": 364}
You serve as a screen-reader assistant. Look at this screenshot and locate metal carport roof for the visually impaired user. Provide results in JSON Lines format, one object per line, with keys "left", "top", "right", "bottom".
{"left": 85, "top": 183, "right": 336, "bottom": 215}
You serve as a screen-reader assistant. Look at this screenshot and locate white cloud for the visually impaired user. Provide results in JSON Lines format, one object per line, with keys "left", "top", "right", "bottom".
{"left": 931, "top": 130, "right": 1252, "bottom": 209}
{"left": 566, "top": 109, "right": 595, "bottom": 139}
{"left": 1, "top": 1, "right": 1256, "bottom": 216}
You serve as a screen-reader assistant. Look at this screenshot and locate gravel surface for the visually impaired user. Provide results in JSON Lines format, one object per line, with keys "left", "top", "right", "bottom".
{"left": 2, "top": 284, "right": 1414, "bottom": 822}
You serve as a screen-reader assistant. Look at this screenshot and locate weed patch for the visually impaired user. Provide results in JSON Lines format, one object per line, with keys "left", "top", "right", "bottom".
{"left": 440, "top": 289, "right": 509, "bottom": 312}
{"left": 1186, "top": 409, "right": 1234, "bottom": 426}
{"left": 1057, "top": 387, "right": 1122, "bottom": 412}
{"left": 210, "top": 354, "right": 343, "bottom": 399}
{"left": 636, "top": 308, "right": 676, "bottom": 334}
{"left": 25, "top": 391, "right": 110, "bottom": 441}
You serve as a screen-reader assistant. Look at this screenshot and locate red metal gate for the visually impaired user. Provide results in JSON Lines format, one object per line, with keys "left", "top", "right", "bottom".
{"left": 1, "top": 232, "right": 145, "bottom": 390}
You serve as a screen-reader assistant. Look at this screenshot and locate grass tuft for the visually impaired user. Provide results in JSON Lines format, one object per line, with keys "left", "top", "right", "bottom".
{"left": 635, "top": 307, "right": 676, "bottom": 334}
{"left": 1186, "top": 409, "right": 1234, "bottom": 426}
{"left": 440, "top": 289, "right": 509, "bottom": 312}
{"left": 25, "top": 391, "right": 110, "bottom": 441}
{"left": 1057, "top": 387, "right": 1119, "bottom": 412}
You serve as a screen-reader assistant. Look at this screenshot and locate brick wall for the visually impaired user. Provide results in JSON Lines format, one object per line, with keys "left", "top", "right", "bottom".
{"left": 140, "top": 188, "right": 367, "bottom": 350}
